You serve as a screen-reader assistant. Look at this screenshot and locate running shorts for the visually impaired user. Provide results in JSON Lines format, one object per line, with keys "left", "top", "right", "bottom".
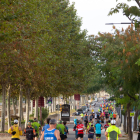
{"left": 78, "top": 134, "right": 84, "bottom": 138}
{"left": 96, "top": 134, "right": 101, "bottom": 138}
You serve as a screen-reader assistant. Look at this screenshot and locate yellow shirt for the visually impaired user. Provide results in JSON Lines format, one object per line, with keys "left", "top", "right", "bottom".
{"left": 80, "top": 113, "right": 84, "bottom": 117}
{"left": 8, "top": 125, "right": 22, "bottom": 139}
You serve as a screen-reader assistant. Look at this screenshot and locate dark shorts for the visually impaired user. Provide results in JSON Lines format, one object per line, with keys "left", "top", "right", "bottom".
{"left": 64, "top": 135, "right": 67, "bottom": 139}
{"left": 78, "top": 134, "right": 84, "bottom": 138}
{"left": 75, "top": 133, "right": 78, "bottom": 139}
{"left": 88, "top": 133, "right": 94, "bottom": 138}
{"left": 11, "top": 139, "right": 20, "bottom": 140}
{"left": 105, "top": 115, "right": 108, "bottom": 118}
{"left": 101, "top": 120, "right": 104, "bottom": 123}
{"left": 60, "top": 134, "right": 65, "bottom": 140}
{"left": 96, "top": 134, "right": 101, "bottom": 138}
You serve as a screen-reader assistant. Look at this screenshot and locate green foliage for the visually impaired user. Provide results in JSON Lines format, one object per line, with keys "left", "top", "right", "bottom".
{"left": 42, "top": 108, "right": 49, "bottom": 122}
{"left": 138, "top": 115, "right": 140, "bottom": 120}
{"left": 108, "top": 0, "right": 140, "bottom": 24}
{"left": 0, "top": 0, "right": 94, "bottom": 99}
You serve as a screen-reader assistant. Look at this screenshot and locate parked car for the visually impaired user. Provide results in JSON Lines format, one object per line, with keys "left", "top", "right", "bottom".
{"left": 56, "top": 104, "right": 60, "bottom": 110}
{"left": 75, "top": 109, "right": 84, "bottom": 116}
{"left": 91, "top": 102, "right": 96, "bottom": 106}
{"left": 81, "top": 106, "right": 89, "bottom": 113}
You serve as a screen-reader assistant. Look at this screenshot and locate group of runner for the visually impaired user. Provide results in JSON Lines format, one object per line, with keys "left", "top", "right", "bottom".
{"left": 8, "top": 118, "right": 69, "bottom": 140}
{"left": 73, "top": 100, "right": 122, "bottom": 140}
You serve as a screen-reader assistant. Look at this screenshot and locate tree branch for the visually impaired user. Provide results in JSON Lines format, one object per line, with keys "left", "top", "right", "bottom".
{"left": 135, "top": 0, "right": 140, "bottom": 8}
{"left": 127, "top": 93, "right": 137, "bottom": 101}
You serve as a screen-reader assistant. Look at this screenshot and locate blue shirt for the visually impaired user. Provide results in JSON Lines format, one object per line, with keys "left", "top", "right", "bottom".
{"left": 42, "top": 124, "right": 50, "bottom": 131}
{"left": 74, "top": 119, "right": 77, "bottom": 125}
{"left": 95, "top": 123, "right": 102, "bottom": 134}
{"left": 44, "top": 128, "right": 57, "bottom": 140}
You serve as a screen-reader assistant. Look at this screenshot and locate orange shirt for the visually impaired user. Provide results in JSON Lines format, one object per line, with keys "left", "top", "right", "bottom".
{"left": 113, "top": 114, "right": 117, "bottom": 118}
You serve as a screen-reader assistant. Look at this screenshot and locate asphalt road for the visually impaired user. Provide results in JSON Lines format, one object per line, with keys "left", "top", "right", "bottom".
{"left": 67, "top": 101, "right": 107, "bottom": 140}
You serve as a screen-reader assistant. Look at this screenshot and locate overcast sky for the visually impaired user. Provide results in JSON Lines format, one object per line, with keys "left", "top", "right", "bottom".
{"left": 69, "top": 0, "right": 137, "bottom": 35}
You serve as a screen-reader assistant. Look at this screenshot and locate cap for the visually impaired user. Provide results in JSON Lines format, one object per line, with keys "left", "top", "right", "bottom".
{"left": 111, "top": 120, "right": 116, "bottom": 124}
{"left": 34, "top": 118, "right": 37, "bottom": 121}
{"left": 14, "top": 119, "right": 18, "bottom": 124}
{"left": 49, "top": 119, "right": 57, "bottom": 124}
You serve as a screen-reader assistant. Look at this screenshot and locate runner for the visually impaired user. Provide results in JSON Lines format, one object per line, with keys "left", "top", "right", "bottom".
{"left": 104, "top": 121, "right": 109, "bottom": 131}
{"left": 84, "top": 113, "right": 88, "bottom": 121}
{"left": 113, "top": 113, "right": 117, "bottom": 120}
{"left": 76, "top": 120, "right": 85, "bottom": 140}
{"left": 41, "top": 118, "right": 51, "bottom": 134}
{"left": 74, "top": 120, "right": 79, "bottom": 140}
{"left": 110, "top": 113, "right": 113, "bottom": 120}
{"left": 100, "top": 113, "right": 104, "bottom": 125}
{"left": 74, "top": 117, "right": 78, "bottom": 126}
{"left": 87, "top": 120, "right": 93, "bottom": 134}
{"left": 56, "top": 120, "right": 66, "bottom": 140}
{"left": 94, "top": 120, "right": 102, "bottom": 140}
{"left": 105, "top": 110, "right": 109, "bottom": 121}
{"left": 31, "top": 118, "right": 41, "bottom": 140}
{"left": 84, "top": 118, "right": 88, "bottom": 131}
{"left": 97, "top": 113, "right": 100, "bottom": 121}
{"left": 90, "top": 113, "right": 93, "bottom": 121}
{"left": 8, "top": 119, "right": 22, "bottom": 140}
{"left": 88, "top": 123, "right": 95, "bottom": 140}
{"left": 40, "top": 119, "right": 61, "bottom": 140}
{"left": 108, "top": 120, "right": 111, "bottom": 126}
{"left": 63, "top": 121, "right": 69, "bottom": 140}
{"left": 105, "top": 120, "right": 122, "bottom": 140}
{"left": 80, "top": 113, "right": 84, "bottom": 121}
{"left": 24, "top": 121, "right": 36, "bottom": 140}
{"left": 95, "top": 112, "right": 97, "bottom": 122}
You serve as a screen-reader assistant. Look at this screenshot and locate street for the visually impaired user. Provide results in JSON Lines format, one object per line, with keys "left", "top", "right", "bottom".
{"left": 68, "top": 101, "right": 107, "bottom": 140}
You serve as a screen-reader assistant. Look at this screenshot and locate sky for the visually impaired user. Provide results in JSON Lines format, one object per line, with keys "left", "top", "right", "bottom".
{"left": 69, "top": 0, "right": 137, "bottom": 35}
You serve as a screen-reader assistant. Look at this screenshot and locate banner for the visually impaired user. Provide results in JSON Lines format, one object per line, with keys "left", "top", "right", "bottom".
{"left": 74, "top": 94, "right": 80, "bottom": 100}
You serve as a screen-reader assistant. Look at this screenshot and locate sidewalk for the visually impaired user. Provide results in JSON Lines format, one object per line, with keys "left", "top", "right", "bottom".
{"left": 115, "top": 110, "right": 129, "bottom": 140}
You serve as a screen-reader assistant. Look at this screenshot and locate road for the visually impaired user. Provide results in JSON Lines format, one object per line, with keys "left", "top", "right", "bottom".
{"left": 67, "top": 101, "right": 107, "bottom": 140}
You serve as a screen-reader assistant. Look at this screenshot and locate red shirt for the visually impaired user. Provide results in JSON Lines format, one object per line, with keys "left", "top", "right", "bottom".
{"left": 77, "top": 124, "right": 84, "bottom": 134}
{"left": 104, "top": 124, "right": 109, "bottom": 130}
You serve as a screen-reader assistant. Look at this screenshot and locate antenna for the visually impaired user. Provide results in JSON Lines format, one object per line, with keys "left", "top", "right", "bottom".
{"left": 105, "top": 22, "right": 132, "bottom": 25}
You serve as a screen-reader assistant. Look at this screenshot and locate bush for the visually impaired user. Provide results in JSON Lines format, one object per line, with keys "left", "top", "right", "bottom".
{"left": 29, "top": 119, "right": 33, "bottom": 122}
{"left": 42, "top": 108, "right": 49, "bottom": 123}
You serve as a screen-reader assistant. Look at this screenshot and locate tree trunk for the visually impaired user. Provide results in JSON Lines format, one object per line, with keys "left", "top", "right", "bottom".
{"left": 40, "top": 107, "right": 42, "bottom": 125}
{"left": 134, "top": 110, "right": 138, "bottom": 131}
{"left": 124, "top": 111, "right": 127, "bottom": 133}
{"left": 44, "top": 97, "right": 46, "bottom": 108}
{"left": 25, "top": 88, "right": 30, "bottom": 128}
{"left": 53, "top": 97, "right": 56, "bottom": 112}
{"left": 1, "top": 84, "right": 6, "bottom": 132}
{"left": 12, "top": 98, "right": 16, "bottom": 115}
{"left": 7, "top": 84, "right": 11, "bottom": 129}
{"left": 19, "top": 84, "right": 23, "bottom": 127}
{"left": 34, "top": 98, "right": 38, "bottom": 119}
{"left": 127, "top": 103, "right": 132, "bottom": 140}
{"left": 31, "top": 100, "right": 33, "bottom": 114}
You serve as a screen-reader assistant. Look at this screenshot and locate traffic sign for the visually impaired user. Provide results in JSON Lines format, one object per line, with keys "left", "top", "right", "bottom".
{"left": 47, "top": 97, "right": 52, "bottom": 104}
{"left": 130, "top": 112, "right": 134, "bottom": 117}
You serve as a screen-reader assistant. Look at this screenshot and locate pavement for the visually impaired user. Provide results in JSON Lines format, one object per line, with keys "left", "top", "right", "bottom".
{"left": 0, "top": 100, "right": 129, "bottom": 140}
